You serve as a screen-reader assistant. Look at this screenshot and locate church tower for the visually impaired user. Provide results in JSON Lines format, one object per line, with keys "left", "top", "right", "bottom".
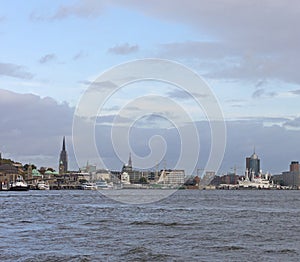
{"left": 59, "top": 136, "right": 68, "bottom": 174}
{"left": 128, "top": 152, "right": 132, "bottom": 169}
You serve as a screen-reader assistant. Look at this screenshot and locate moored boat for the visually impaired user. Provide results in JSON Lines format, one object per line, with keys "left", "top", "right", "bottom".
{"left": 9, "top": 175, "right": 29, "bottom": 191}
{"left": 95, "top": 180, "right": 113, "bottom": 190}
{"left": 36, "top": 181, "right": 50, "bottom": 190}
{"left": 81, "top": 182, "right": 97, "bottom": 190}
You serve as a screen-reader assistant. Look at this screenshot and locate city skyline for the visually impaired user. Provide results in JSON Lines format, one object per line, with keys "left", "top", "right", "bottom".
{"left": 0, "top": 1, "right": 300, "bottom": 173}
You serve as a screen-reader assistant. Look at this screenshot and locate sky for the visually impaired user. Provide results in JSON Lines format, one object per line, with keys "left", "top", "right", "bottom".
{"left": 1, "top": 0, "right": 300, "bottom": 175}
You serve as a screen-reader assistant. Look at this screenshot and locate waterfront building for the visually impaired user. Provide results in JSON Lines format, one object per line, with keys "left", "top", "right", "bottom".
{"left": 122, "top": 153, "right": 133, "bottom": 174}
{"left": 210, "top": 173, "right": 239, "bottom": 186}
{"left": 59, "top": 137, "right": 68, "bottom": 174}
{"left": 282, "top": 161, "right": 300, "bottom": 188}
{"left": 121, "top": 172, "right": 130, "bottom": 184}
{"left": 200, "top": 171, "right": 216, "bottom": 187}
{"left": 121, "top": 153, "right": 144, "bottom": 183}
{"left": 94, "top": 169, "right": 111, "bottom": 181}
{"left": 157, "top": 169, "right": 185, "bottom": 185}
{"left": 0, "top": 163, "right": 20, "bottom": 188}
{"left": 290, "top": 161, "right": 299, "bottom": 172}
{"left": 246, "top": 151, "right": 260, "bottom": 177}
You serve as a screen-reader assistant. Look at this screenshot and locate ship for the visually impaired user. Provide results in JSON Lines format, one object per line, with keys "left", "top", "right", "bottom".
{"left": 238, "top": 169, "right": 274, "bottom": 189}
{"left": 9, "top": 175, "right": 29, "bottom": 191}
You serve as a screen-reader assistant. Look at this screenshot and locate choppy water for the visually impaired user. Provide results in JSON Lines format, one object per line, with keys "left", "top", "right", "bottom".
{"left": 0, "top": 190, "right": 299, "bottom": 261}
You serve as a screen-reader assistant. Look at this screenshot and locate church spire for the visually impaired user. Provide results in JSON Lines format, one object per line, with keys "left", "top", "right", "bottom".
{"left": 59, "top": 136, "right": 68, "bottom": 174}
{"left": 62, "top": 136, "right": 66, "bottom": 151}
{"left": 128, "top": 152, "right": 132, "bottom": 168}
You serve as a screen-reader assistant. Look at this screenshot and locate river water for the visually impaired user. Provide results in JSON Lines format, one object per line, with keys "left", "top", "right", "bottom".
{"left": 0, "top": 190, "right": 299, "bottom": 261}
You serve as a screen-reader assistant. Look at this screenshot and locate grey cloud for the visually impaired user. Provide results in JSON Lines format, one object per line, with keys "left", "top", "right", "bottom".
{"left": 133, "top": 1, "right": 300, "bottom": 84}
{"left": 236, "top": 116, "right": 289, "bottom": 123}
{"left": 252, "top": 88, "right": 277, "bottom": 99}
{"left": 108, "top": 43, "right": 139, "bottom": 55}
{"left": 284, "top": 117, "right": 300, "bottom": 128}
{"left": 0, "top": 62, "right": 33, "bottom": 79}
{"left": 252, "top": 89, "right": 265, "bottom": 99}
{"left": 39, "top": 54, "right": 56, "bottom": 64}
{"left": 33, "top": 1, "right": 300, "bottom": 84}
{"left": 0, "top": 89, "right": 74, "bottom": 169}
{"left": 222, "top": 119, "right": 300, "bottom": 174}
{"left": 159, "top": 41, "right": 233, "bottom": 60}
{"left": 166, "top": 89, "right": 191, "bottom": 100}
{"left": 1, "top": 90, "right": 299, "bottom": 174}
{"left": 73, "top": 50, "right": 87, "bottom": 60}
{"left": 290, "top": 89, "right": 300, "bottom": 95}
{"left": 255, "top": 80, "right": 267, "bottom": 88}
{"left": 95, "top": 114, "right": 132, "bottom": 125}
{"left": 167, "top": 88, "right": 208, "bottom": 100}
{"left": 79, "top": 80, "right": 117, "bottom": 91}
{"left": 53, "top": 0, "right": 107, "bottom": 19}
{"left": 94, "top": 117, "right": 300, "bottom": 173}
{"left": 31, "top": 0, "right": 108, "bottom": 20}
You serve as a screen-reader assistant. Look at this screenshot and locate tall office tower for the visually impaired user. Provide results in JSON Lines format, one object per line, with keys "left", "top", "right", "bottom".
{"left": 246, "top": 151, "right": 260, "bottom": 177}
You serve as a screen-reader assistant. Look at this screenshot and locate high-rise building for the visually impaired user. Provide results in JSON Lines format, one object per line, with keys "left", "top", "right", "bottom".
{"left": 246, "top": 151, "right": 260, "bottom": 177}
{"left": 290, "top": 161, "right": 299, "bottom": 172}
{"left": 59, "top": 137, "right": 68, "bottom": 174}
{"left": 283, "top": 161, "right": 300, "bottom": 188}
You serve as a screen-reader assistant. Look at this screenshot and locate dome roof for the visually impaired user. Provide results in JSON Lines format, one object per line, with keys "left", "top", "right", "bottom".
{"left": 32, "top": 169, "right": 41, "bottom": 177}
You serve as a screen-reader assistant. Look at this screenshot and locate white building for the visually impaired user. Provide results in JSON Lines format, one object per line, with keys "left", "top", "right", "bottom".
{"left": 158, "top": 170, "right": 185, "bottom": 185}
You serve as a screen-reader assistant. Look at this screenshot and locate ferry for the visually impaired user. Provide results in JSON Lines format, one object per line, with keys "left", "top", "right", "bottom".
{"left": 96, "top": 180, "right": 112, "bottom": 190}
{"left": 9, "top": 175, "right": 29, "bottom": 191}
{"left": 81, "top": 182, "right": 97, "bottom": 190}
{"left": 36, "top": 181, "right": 50, "bottom": 190}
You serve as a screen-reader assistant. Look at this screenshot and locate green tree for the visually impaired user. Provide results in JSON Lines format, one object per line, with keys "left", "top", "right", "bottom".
{"left": 139, "top": 177, "right": 148, "bottom": 184}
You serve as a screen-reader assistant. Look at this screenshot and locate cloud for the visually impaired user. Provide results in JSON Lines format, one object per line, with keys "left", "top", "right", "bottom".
{"left": 166, "top": 88, "right": 207, "bottom": 100}
{"left": 222, "top": 119, "right": 300, "bottom": 174}
{"left": 283, "top": 117, "right": 300, "bottom": 128}
{"left": 1, "top": 89, "right": 299, "bottom": 174}
{"left": 79, "top": 80, "right": 117, "bottom": 90}
{"left": 31, "top": 0, "right": 108, "bottom": 21}
{"left": 0, "top": 89, "right": 74, "bottom": 169}
{"left": 128, "top": 1, "right": 300, "bottom": 84}
{"left": 108, "top": 43, "right": 139, "bottom": 55}
{"left": 252, "top": 88, "right": 277, "bottom": 99}
{"left": 166, "top": 89, "right": 191, "bottom": 100}
{"left": 290, "top": 89, "right": 300, "bottom": 95}
{"left": 159, "top": 41, "right": 233, "bottom": 60}
{"left": 95, "top": 114, "right": 132, "bottom": 125}
{"left": 39, "top": 54, "right": 56, "bottom": 64}
{"left": 93, "top": 117, "right": 300, "bottom": 174}
{"left": 252, "top": 89, "right": 265, "bottom": 99}
{"left": 73, "top": 50, "right": 87, "bottom": 60}
{"left": 0, "top": 62, "right": 33, "bottom": 79}
{"left": 31, "top": 1, "right": 300, "bottom": 83}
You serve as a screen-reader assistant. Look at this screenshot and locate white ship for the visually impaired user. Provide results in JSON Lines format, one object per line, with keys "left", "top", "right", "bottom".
{"left": 81, "top": 182, "right": 97, "bottom": 190}
{"left": 9, "top": 175, "right": 29, "bottom": 191}
{"left": 36, "top": 181, "right": 50, "bottom": 190}
{"left": 238, "top": 169, "right": 273, "bottom": 189}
